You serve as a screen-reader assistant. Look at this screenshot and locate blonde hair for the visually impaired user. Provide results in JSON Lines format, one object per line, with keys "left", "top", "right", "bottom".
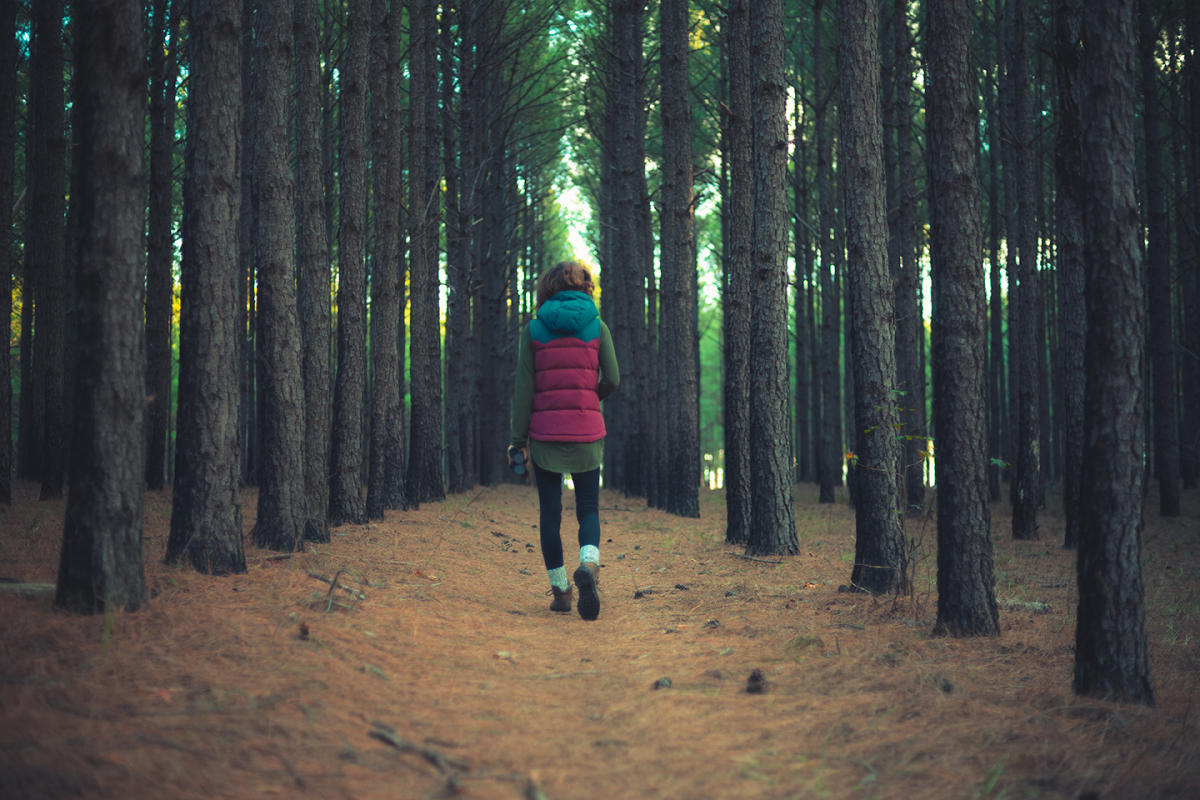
{"left": 536, "top": 260, "right": 595, "bottom": 307}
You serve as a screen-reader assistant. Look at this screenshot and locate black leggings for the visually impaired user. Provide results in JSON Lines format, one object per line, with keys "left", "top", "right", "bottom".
{"left": 533, "top": 464, "right": 601, "bottom": 571}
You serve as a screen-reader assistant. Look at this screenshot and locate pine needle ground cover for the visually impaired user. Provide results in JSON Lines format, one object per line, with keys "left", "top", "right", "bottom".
{"left": 1, "top": 482, "right": 1197, "bottom": 799}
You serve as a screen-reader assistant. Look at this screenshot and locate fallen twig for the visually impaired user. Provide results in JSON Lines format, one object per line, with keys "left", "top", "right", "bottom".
{"left": 307, "top": 571, "right": 367, "bottom": 601}
{"left": 369, "top": 723, "right": 469, "bottom": 773}
{"left": 727, "top": 553, "right": 784, "bottom": 565}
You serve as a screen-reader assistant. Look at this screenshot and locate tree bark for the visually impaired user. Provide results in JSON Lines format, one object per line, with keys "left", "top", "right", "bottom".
{"left": 295, "top": 0, "right": 331, "bottom": 542}
{"left": 145, "top": 0, "right": 179, "bottom": 491}
{"left": 56, "top": 0, "right": 148, "bottom": 613}
{"left": 28, "top": 0, "right": 67, "bottom": 499}
{"left": 815, "top": 0, "right": 842, "bottom": 505}
{"left": 329, "top": 0, "right": 369, "bottom": 526}
{"left": 1056, "top": 0, "right": 1087, "bottom": 549}
{"left": 1007, "top": 0, "right": 1041, "bottom": 540}
{"left": 1074, "top": 0, "right": 1154, "bottom": 706}
{"left": 251, "top": 0, "right": 307, "bottom": 553}
{"left": 722, "top": 0, "right": 752, "bottom": 544}
{"left": 367, "top": 0, "right": 404, "bottom": 518}
{"left": 746, "top": 0, "right": 797, "bottom": 557}
{"left": 839, "top": 0, "right": 906, "bottom": 593}
{"left": 407, "top": 0, "right": 445, "bottom": 504}
{"left": 0, "top": 0, "right": 14, "bottom": 505}
{"left": 1139, "top": 0, "right": 1180, "bottom": 517}
{"left": 927, "top": 0, "right": 999, "bottom": 635}
{"left": 167, "top": 0, "right": 246, "bottom": 574}
{"left": 660, "top": 0, "right": 700, "bottom": 518}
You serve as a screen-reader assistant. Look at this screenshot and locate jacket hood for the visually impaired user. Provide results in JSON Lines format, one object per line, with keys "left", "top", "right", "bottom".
{"left": 536, "top": 290, "right": 598, "bottom": 334}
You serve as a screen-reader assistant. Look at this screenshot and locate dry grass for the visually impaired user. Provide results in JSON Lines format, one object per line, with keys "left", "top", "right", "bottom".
{"left": 1, "top": 479, "right": 1197, "bottom": 800}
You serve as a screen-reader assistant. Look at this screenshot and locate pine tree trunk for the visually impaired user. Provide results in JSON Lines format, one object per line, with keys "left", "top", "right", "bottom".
{"left": 1184, "top": 1, "right": 1200, "bottom": 489}
{"left": 746, "top": 0, "right": 797, "bottom": 557}
{"left": 367, "top": 0, "right": 403, "bottom": 519}
{"left": 407, "top": 0, "right": 444, "bottom": 504}
{"left": 839, "top": 0, "right": 905, "bottom": 593}
{"left": 1056, "top": 0, "right": 1087, "bottom": 550}
{"left": 1008, "top": 0, "right": 1041, "bottom": 540}
{"left": 927, "top": 0, "right": 1000, "bottom": 635}
{"left": 28, "top": 0, "right": 67, "bottom": 499}
{"left": 329, "top": 0, "right": 369, "bottom": 526}
{"left": 0, "top": 0, "right": 14, "bottom": 505}
{"left": 1074, "top": 0, "right": 1154, "bottom": 706}
{"left": 1139, "top": 0, "right": 1180, "bottom": 517}
{"left": 168, "top": 0, "right": 246, "bottom": 574}
{"left": 722, "top": 0, "right": 752, "bottom": 544}
{"left": 815, "top": 0, "right": 842, "bottom": 505}
{"left": 295, "top": 0, "right": 331, "bottom": 542}
{"left": 145, "top": 0, "right": 179, "bottom": 491}
{"left": 251, "top": 0, "right": 307, "bottom": 553}
{"left": 660, "top": 0, "right": 700, "bottom": 518}
{"left": 56, "top": 0, "right": 147, "bottom": 613}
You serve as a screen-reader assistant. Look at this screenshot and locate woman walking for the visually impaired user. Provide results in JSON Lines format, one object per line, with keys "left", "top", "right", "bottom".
{"left": 509, "top": 260, "right": 619, "bottom": 620}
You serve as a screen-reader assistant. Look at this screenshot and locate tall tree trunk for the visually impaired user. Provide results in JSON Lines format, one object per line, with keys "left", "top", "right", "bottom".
{"left": 251, "top": 0, "right": 307, "bottom": 553}
{"left": 1184, "top": 1, "right": 1200, "bottom": 489}
{"left": 168, "top": 0, "right": 246, "bottom": 574}
{"left": 927, "top": 0, "right": 1000, "bottom": 636}
{"left": 295, "top": 0, "right": 331, "bottom": 542}
{"left": 892, "top": 0, "right": 925, "bottom": 515}
{"left": 1056, "top": 0, "right": 1087, "bottom": 549}
{"left": 29, "top": 0, "right": 67, "bottom": 499}
{"left": 746, "top": 0, "right": 798, "bottom": 557}
{"left": 1074, "top": 0, "right": 1154, "bottom": 707}
{"left": 1008, "top": 0, "right": 1041, "bottom": 540}
{"left": 840, "top": 0, "right": 905, "bottom": 593}
{"left": 722, "top": 0, "right": 752, "bottom": 544}
{"left": 1139, "top": 0, "right": 1180, "bottom": 517}
{"left": 239, "top": 0, "right": 258, "bottom": 488}
{"left": 367, "top": 0, "right": 404, "bottom": 518}
{"left": 329, "top": 0, "right": 369, "bottom": 526}
{"left": 407, "top": 0, "right": 445, "bottom": 504}
{"left": 145, "top": 0, "right": 180, "bottom": 491}
{"left": 660, "top": 0, "right": 700, "bottom": 518}
{"left": 0, "top": 0, "right": 14, "bottom": 505}
{"left": 986, "top": 0, "right": 1006, "bottom": 504}
{"left": 793, "top": 107, "right": 813, "bottom": 485}
{"left": 815, "top": 0, "right": 842, "bottom": 504}
{"left": 56, "top": 0, "right": 147, "bottom": 613}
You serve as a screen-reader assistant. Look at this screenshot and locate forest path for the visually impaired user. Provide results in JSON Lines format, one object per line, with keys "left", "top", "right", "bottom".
{"left": 1, "top": 482, "right": 1198, "bottom": 799}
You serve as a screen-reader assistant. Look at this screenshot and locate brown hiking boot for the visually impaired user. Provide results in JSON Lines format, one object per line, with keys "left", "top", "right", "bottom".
{"left": 550, "top": 585, "right": 573, "bottom": 613}
{"left": 573, "top": 561, "right": 600, "bottom": 621}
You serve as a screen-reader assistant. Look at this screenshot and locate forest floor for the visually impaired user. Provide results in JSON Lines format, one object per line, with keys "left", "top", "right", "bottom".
{"left": 1, "top": 479, "right": 1198, "bottom": 800}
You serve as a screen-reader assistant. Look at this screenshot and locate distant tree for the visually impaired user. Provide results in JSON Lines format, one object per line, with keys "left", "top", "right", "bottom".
{"left": 0, "top": 0, "right": 14, "bottom": 505}
{"left": 167, "top": 0, "right": 246, "bottom": 574}
{"left": 145, "top": 0, "right": 179, "bottom": 491}
{"left": 28, "top": 0, "right": 67, "bottom": 499}
{"left": 329, "top": 0, "right": 369, "bottom": 526}
{"left": 1073, "top": 0, "right": 1154, "bottom": 706}
{"left": 250, "top": 0, "right": 307, "bottom": 553}
{"left": 746, "top": 0, "right": 797, "bottom": 556}
{"left": 1185, "top": 2, "right": 1200, "bottom": 488}
{"left": 839, "top": 0, "right": 905, "bottom": 593}
{"left": 814, "top": 0, "right": 843, "bottom": 505}
{"left": 56, "top": 0, "right": 147, "bottom": 613}
{"left": 1139, "top": 0, "right": 1180, "bottom": 517}
{"left": 722, "top": 0, "right": 752, "bottom": 545}
{"left": 888, "top": 0, "right": 925, "bottom": 515}
{"left": 295, "top": 0, "right": 331, "bottom": 542}
{"left": 1055, "top": 0, "right": 1087, "bottom": 549}
{"left": 927, "top": 0, "right": 999, "bottom": 635}
{"left": 1005, "top": 0, "right": 1041, "bottom": 540}
{"left": 407, "top": 0, "right": 445, "bottom": 504}
{"left": 659, "top": 0, "right": 700, "bottom": 518}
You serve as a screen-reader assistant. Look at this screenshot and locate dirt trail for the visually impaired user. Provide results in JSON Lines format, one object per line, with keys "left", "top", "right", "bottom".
{"left": 1, "top": 481, "right": 1198, "bottom": 799}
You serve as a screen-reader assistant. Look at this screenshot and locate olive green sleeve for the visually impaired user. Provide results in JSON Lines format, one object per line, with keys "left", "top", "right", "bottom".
{"left": 510, "top": 324, "right": 534, "bottom": 448}
{"left": 597, "top": 321, "right": 620, "bottom": 402}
